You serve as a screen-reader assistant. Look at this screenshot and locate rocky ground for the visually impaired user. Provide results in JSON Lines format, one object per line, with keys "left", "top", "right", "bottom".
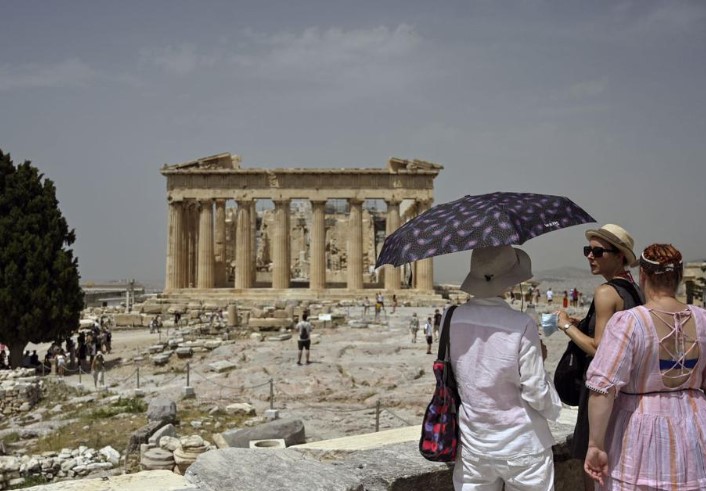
{"left": 26, "top": 300, "right": 588, "bottom": 446}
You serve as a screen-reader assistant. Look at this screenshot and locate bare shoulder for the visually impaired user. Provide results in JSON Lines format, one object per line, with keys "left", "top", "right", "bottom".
{"left": 594, "top": 283, "right": 623, "bottom": 308}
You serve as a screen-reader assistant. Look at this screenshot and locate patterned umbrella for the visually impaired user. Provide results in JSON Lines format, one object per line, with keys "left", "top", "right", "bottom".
{"left": 376, "top": 191, "right": 596, "bottom": 268}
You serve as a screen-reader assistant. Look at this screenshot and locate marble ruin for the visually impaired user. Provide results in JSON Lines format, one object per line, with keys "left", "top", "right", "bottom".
{"left": 161, "top": 154, "right": 442, "bottom": 297}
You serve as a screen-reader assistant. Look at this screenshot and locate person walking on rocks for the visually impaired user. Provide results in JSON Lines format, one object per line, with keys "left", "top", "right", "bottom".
{"left": 433, "top": 308, "right": 442, "bottom": 341}
{"left": 424, "top": 316, "right": 434, "bottom": 354}
{"left": 296, "top": 313, "right": 313, "bottom": 365}
{"left": 91, "top": 351, "right": 105, "bottom": 388}
{"left": 409, "top": 312, "right": 420, "bottom": 343}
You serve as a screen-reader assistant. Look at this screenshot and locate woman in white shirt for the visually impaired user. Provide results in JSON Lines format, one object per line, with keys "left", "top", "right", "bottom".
{"left": 450, "top": 246, "right": 561, "bottom": 491}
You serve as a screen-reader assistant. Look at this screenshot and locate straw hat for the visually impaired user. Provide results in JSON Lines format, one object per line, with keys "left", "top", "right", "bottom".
{"left": 585, "top": 224, "right": 637, "bottom": 267}
{"left": 460, "top": 246, "right": 532, "bottom": 298}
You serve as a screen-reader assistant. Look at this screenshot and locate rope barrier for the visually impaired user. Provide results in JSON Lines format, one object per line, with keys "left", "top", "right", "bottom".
{"left": 381, "top": 408, "right": 414, "bottom": 427}
{"left": 190, "top": 369, "right": 272, "bottom": 390}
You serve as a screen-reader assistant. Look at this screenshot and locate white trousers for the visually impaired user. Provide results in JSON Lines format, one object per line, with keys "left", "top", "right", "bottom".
{"left": 453, "top": 447, "right": 554, "bottom": 491}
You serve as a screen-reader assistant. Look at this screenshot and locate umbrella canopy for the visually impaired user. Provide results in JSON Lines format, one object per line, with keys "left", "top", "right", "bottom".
{"left": 376, "top": 191, "right": 596, "bottom": 268}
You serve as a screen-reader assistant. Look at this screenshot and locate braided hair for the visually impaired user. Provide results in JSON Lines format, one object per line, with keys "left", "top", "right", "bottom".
{"left": 639, "top": 243, "right": 683, "bottom": 293}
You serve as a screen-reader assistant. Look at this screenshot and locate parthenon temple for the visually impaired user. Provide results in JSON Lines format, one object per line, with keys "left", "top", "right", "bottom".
{"left": 161, "top": 153, "right": 442, "bottom": 299}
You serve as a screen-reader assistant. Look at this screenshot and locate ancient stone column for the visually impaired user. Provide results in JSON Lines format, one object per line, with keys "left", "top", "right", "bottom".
{"left": 165, "top": 200, "right": 182, "bottom": 291}
{"left": 197, "top": 199, "right": 215, "bottom": 289}
{"left": 347, "top": 198, "right": 364, "bottom": 290}
{"left": 187, "top": 202, "right": 199, "bottom": 288}
{"left": 235, "top": 200, "right": 252, "bottom": 289}
{"left": 272, "top": 199, "right": 291, "bottom": 289}
{"left": 309, "top": 200, "right": 327, "bottom": 290}
{"left": 384, "top": 199, "right": 401, "bottom": 291}
{"left": 415, "top": 199, "right": 434, "bottom": 292}
{"left": 250, "top": 201, "right": 257, "bottom": 285}
{"left": 214, "top": 199, "right": 227, "bottom": 288}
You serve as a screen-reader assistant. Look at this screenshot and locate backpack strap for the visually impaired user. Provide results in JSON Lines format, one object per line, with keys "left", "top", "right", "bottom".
{"left": 607, "top": 277, "right": 644, "bottom": 307}
{"left": 437, "top": 305, "right": 458, "bottom": 361}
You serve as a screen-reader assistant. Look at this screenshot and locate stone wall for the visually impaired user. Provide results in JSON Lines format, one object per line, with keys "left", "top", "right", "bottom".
{"left": 0, "top": 369, "right": 43, "bottom": 418}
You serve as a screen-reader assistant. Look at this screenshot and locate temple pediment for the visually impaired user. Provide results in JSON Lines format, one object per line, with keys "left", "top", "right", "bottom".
{"left": 165, "top": 153, "right": 241, "bottom": 171}
{"left": 388, "top": 157, "right": 443, "bottom": 173}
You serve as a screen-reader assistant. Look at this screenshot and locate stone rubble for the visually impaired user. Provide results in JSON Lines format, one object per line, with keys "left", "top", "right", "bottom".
{"left": 0, "top": 445, "right": 120, "bottom": 489}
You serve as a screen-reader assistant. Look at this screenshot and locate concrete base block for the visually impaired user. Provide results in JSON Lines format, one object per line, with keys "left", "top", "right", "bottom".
{"left": 264, "top": 409, "right": 280, "bottom": 421}
{"left": 249, "top": 438, "right": 286, "bottom": 449}
{"left": 183, "top": 386, "right": 196, "bottom": 398}
{"left": 134, "top": 389, "right": 145, "bottom": 398}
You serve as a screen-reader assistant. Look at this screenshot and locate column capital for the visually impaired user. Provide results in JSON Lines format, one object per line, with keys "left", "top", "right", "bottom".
{"left": 386, "top": 198, "right": 402, "bottom": 207}
{"left": 348, "top": 197, "right": 365, "bottom": 207}
{"left": 417, "top": 198, "right": 433, "bottom": 211}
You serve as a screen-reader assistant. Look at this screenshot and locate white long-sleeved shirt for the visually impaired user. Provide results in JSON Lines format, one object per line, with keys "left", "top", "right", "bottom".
{"left": 447, "top": 298, "right": 561, "bottom": 458}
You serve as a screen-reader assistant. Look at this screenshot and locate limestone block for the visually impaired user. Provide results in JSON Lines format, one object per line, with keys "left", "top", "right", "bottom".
{"left": 248, "top": 318, "right": 293, "bottom": 331}
{"left": 250, "top": 333, "right": 263, "bottom": 342}
{"left": 180, "top": 435, "right": 207, "bottom": 450}
{"left": 142, "top": 303, "right": 165, "bottom": 315}
{"left": 168, "top": 337, "right": 184, "bottom": 348}
{"left": 168, "top": 304, "right": 187, "bottom": 314}
{"left": 203, "top": 340, "right": 222, "bottom": 350}
{"left": 151, "top": 353, "right": 171, "bottom": 366}
{"left": 140, "top": 448, "right": 175, "bottom": 471}
{"left": 159, "top": 436, "right": 181, "bottom": 452}
{"left": 274, "top": 300, "right": 287, "bottom": 310}
{"left": 272, "top": 310, "right": 290, "bottom": 319}
{"left": 224, "top": 403, "right": 256, "bottom": 416}
{"left": 148, "top": 423, "right": 177, "bottom": 446}
{"left": 176, "top": 347, "right": 193, "bottom": 359}
{"left": 266, "top": 334, "right": 292, "bottom": 342}
{"left": 114, "top": 313, "right": 142, "bottom": 327}
{"left": 148, "top": 344, "right": 166, "bottom": 354}
{"left": 208, "top": 360, "right": 236, "bottom": 373}
{"left": 219, "top": 419, "right": 305, "bottom": 448}
{"left": 147, "top": 397, "right": 178, "bottom": 424}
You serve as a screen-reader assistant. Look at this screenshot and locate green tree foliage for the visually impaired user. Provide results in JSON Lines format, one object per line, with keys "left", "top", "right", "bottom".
{"left": 0, "top": 150, "right": 83, "bottom": 368}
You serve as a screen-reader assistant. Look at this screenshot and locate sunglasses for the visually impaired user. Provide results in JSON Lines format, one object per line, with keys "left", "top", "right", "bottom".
{"left": 583, "top": 246, "right": 619, "bottom": 258}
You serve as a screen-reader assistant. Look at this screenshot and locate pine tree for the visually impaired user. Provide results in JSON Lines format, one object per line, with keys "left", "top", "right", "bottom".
{"left": 0, "top": 150, "right": 83, "bottom": 369}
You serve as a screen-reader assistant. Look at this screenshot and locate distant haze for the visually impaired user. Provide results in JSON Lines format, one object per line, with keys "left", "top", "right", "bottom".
{"left": 2, "top": 1, "right": 705, "bottom": 287}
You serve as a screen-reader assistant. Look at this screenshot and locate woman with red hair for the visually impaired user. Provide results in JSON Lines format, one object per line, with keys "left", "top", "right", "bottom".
{"left": 584, "top": 244, "right": 706, "bottom": 489}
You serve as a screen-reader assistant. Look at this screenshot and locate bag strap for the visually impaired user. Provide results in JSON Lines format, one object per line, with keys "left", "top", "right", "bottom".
{"left": 607, "top": 277, "right": 643, "bottom": 306}
{"left": 437, "top": 305, "right": 458, "bottom": 361}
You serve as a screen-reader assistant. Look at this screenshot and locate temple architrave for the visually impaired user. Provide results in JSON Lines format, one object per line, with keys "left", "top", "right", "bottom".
{"left": 161, "top": 153, "right": 443, "bottom": 300}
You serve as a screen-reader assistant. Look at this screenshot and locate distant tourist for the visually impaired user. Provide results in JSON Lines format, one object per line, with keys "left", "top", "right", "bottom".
{"left": 362, "top": 297, "right": 370, "bottom": 318}
{"left": 571, "top": 288, "right": 579, "bottom": 307}
{"left": 555, "top": 224, "right": 642, "bottom": 491}
{"left": 424, "top": 317, "right": 433, "bottom": 354}
{"left": 296, "top": 313, "right": 313, "bottom": 365}
{"left": 546, "top": 288, "right": 554, "bottom": 304}
{"left": 563, "top": 291, "right": 569, "bottom": 308}
{"left": 392, "top": 294, "right": 398, "bottom": 313}
{"left": 433, "top": 308, "right": 442, "bottom": 341}
{"left": 92, "top": 351, "right": 105, "bottom": 388}
{"left": 409, "top": 313, "right": 420, "bottom": 343}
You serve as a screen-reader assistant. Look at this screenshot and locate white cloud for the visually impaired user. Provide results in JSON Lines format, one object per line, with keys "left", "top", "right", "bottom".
{"left": 139, "top": 44, "right": 211, "bottom": 76}
{"left": 237, "top": 24, "right": 421, "bottom": 80}
{"left": 0, "top": 58, "right": 96, "bottom": 91}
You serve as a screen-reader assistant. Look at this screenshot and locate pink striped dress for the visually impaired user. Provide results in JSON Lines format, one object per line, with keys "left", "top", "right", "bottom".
{"left": 586, "top": 305, "right": 706, "bottom": 490}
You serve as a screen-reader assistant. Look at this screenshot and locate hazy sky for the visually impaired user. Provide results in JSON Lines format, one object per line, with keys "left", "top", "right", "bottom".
{"left": 2, "top": 1, "right": 705, "bottom": 286}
